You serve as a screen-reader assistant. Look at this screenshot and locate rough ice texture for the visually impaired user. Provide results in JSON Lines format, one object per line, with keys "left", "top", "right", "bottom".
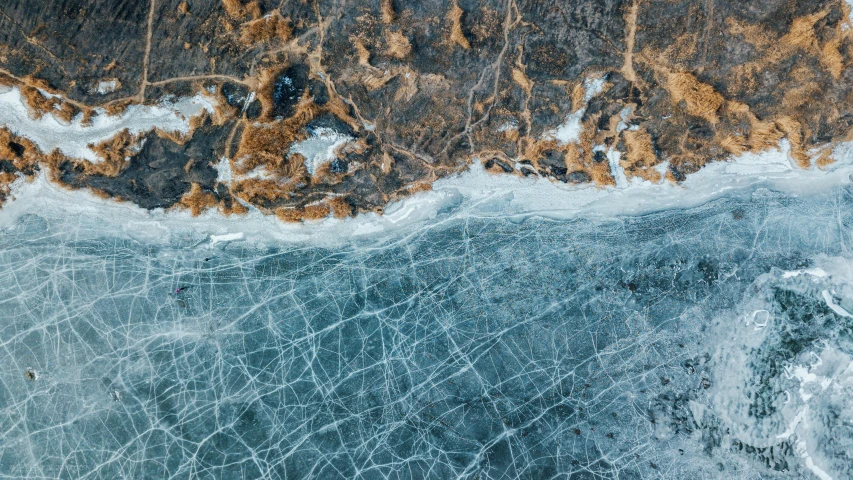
{"left": 2, "top": 183, "right": 853, "bottom": 478}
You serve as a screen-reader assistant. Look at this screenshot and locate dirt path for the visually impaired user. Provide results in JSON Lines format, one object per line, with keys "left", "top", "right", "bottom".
{"left": 139, "top": 0, "right": 156, "bottom": 101}
{"left": 622, "top": 0, "right": 639, "bottom": 84}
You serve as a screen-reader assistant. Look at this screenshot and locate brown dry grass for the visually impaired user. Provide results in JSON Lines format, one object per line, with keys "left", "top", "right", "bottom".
{"left": 255, "top": 64, "right": 318, "bottom": 122}
{"left": 222, "top": 0, "right": 244, "bottom": 19}
{"left": 727, "top": 10, "right": 847, "bottom": 91}
{"left": 447, "top": 2, "right": 470, "bottom": 49}
{"left": 103, "top": 99, "right": 132, "bottom": 117}
{"left": 501, "top": 124, "right": 520, "bottom": 142}
{"left": 621, "top": 128, "right": 661, "bottom": 182}
{"left": 0, "top": 128, "right": 42, "bottom": 205}
{"left": 0, "top": 128, "right": 41, "bottom": 167}
{"left": 178, "top": 183, "right": 218, "bottom": 215}
{"left": 360, "top": 70, "right": 397, "bottom": 91}
{"left": 235, "top": 110, "right": 315, "bottom": 176}
{"left": 222, "top": 200, "right": 249, "bottom": 215}
{"left": 178, "top": 1, "right": 189, "bottom": 15}
{"left": 381, "top": 0, "right": 395, "bottom": 24}
{"left": 665, "top": 72, "right": 724, "bottom": 124}
{"left": 81, "top": 129, "right": 136, "bottom": 176}
{"left": 775, "top": 116, "right": 810, "bottom": 168}
{"left": 241, "top": 13, "right": 292, "bottom": 45}
{"left": 275, "top": 204, "right": 330, "bottom": 222}
{"left": 384, "top": 30, "right": 411, "bottom": 59}
{"left": 232, "top": 178, "right": 295, "bottom": 204}
{"left": 245, "top": 1, "right": 261, "bottom": 19}
{"left": 821, "top": 37, "right": 844, "bottom": 79}
{"left": 20, "top": 86, "right": 60, "bottom": 120}
{"left": 571, "top": 83, "right": 586, "bottom": 112}
{"left": 381, "top": 151, "right": 394, "bottom": 173}
{"left": 322, "top": 93, "right": 359, "bottom": 130}
{"left": 222, "top": 0, "right": 260, "bottom": 20}
{"left": 406, "top": 181, "right": 433, "bottom": 194}
{"left": 393, "top": 68, "right": 418, "bottom": 102}
{"left": 328, "top": 196, "right": 354, "bottom": 218}
{"left": 354, "top": 39, "right": 372, "bottom": 66}
{"left": 582, "top": 118, "right": 616, "bottom": 187}
{"left": 781, "top": 11, "right": 826, "bottom": 50}
{"left": 716, "top": 101, "right": 785, "bottom": 156}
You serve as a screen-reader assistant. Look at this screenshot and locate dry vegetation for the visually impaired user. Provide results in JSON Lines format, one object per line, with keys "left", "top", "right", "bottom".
{"left": 222, "top": 0, "right": 261, "bottom": 20}
{"left": 447, "top": 1, "right": 471, "bottom": 49}
{"left": 241, "top": 12, "right": 292, "bottom": 45}
{"left": 621, "top": 128, "right": 661, "bottom": 182}
{"left": 177, "top": 183, "right": 218, "bottom": 215}
{"left": 384, "top": 30, "right": 411, "bottom": 59}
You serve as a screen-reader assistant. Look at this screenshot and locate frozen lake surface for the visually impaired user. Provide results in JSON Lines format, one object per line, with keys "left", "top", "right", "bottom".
{"left": 2, "top": 185, "right": 853, "bottom": 479}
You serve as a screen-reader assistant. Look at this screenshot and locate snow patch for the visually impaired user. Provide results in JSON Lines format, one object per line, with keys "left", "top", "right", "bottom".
{"left": 545, "top": 109, "right": 584, "bottom": 145}
{"left": 582, "top": 76, "right": 607, "bottom": 101}
{"left": 497, "top": 120, "right": 518, "bottom": 133}
{"left": 606, "top": 149, "right": 628, "bottom": 188}
{"left": 289, "top": 127, "right": 352, "bottom": 174}
{"left": 96, "top": 80, "right": 119, "bottom": 95}
{"left": 0, "top": 87, "right": 216, "bottom": 163}
{"left": 542, "top": 75, "right": 609, "bottom": 146}
{"left": 215, "top": 157, "right": 233, "bottom": 183}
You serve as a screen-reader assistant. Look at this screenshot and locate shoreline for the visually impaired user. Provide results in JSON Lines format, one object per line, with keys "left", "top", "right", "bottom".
{"left": 2, "top": 139, "right": 853, "bottom": 248}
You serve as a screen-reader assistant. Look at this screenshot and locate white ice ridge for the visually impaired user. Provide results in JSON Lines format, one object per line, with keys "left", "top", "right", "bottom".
{"left": 4, "top": 133, "right": 853, "bottom": 248}
{"left": 782, "top": 268, "right": 829, "bottom": 279}
{"left": 209, "top": 232, "right": 244, "bottom": 247}
{"left": 0, "top": 85, "right": 216, "bottom": 163}
{"left": 821, "top": 290, "right": 853, "bottom": 318}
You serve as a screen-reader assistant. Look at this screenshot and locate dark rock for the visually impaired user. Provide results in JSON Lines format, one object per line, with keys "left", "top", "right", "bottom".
{"left": 271, "top": 64, "right": 308, "bottom": 119}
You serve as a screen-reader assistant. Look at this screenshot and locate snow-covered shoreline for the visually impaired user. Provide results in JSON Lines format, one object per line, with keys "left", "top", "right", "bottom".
{"left": 1, "top": 137, "right": 852, "bottom": 248}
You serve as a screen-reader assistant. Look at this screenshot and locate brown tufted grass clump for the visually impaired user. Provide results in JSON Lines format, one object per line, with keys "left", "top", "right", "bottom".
{"left": 241, "top": 12, "right": 292, "bottom": 45}
{"left": 621, "top": 128, "right": 661, "bottom": 182}
{"left": 384, "top": 30, "right": 411, "bottom": 59}
{"left": 275, "top": 204, "right": 330, "bottom": 222}
{"left": 447, "top": 2, "right": 470, "bottom": 49}
{"left": 178, "top": 183, "right": 218, "bottom": 216}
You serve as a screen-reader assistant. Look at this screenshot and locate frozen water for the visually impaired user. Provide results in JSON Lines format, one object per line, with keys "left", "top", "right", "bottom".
{"left": 2, "top": 183, "right": 853, "bottom": 478}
